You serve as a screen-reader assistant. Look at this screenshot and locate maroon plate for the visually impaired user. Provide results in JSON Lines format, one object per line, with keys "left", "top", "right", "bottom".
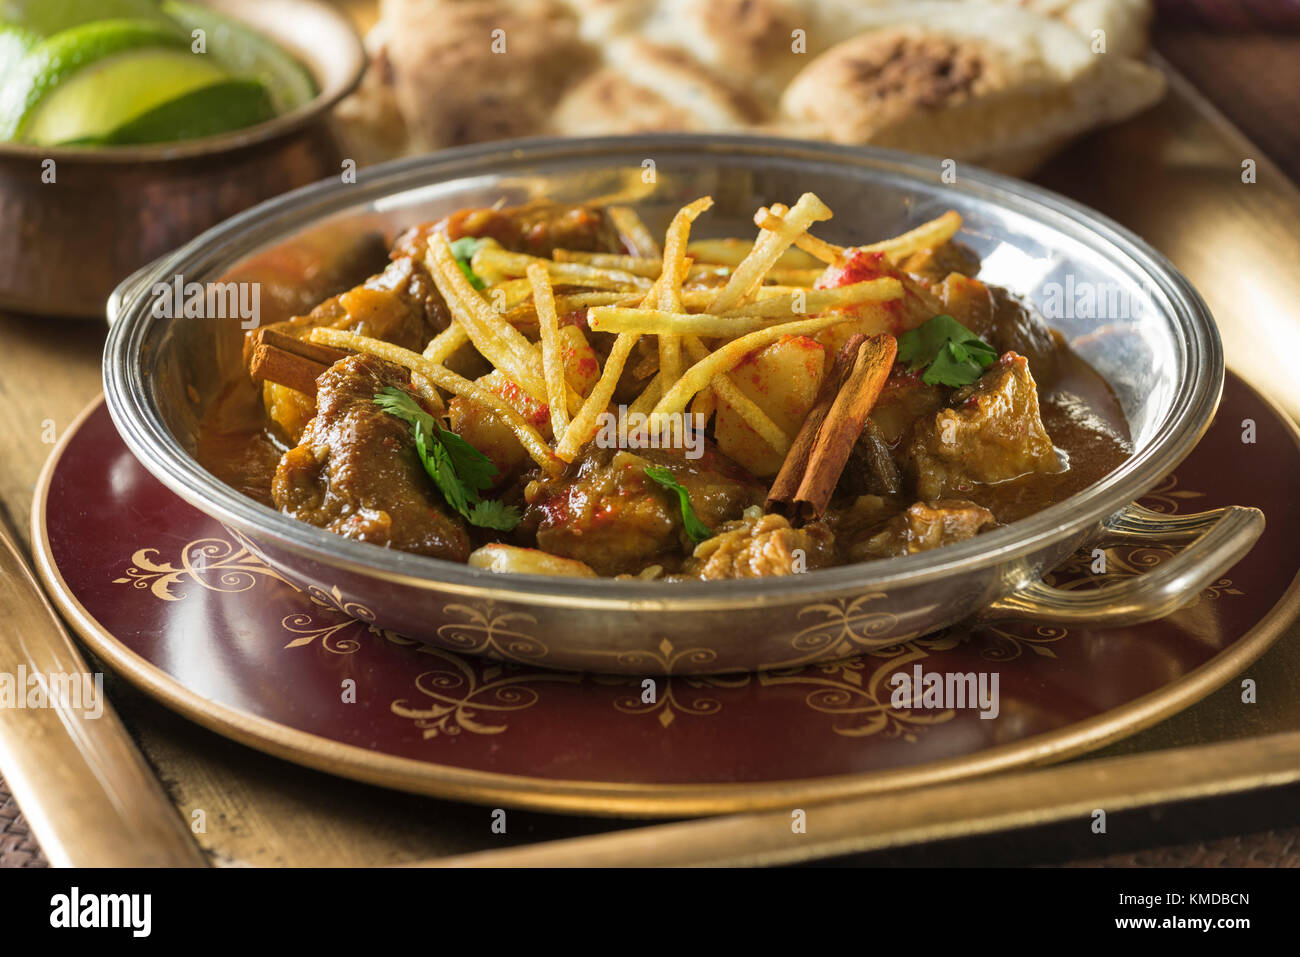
{"left": 32, "top": 372, "right": 1300, "bottom": 816}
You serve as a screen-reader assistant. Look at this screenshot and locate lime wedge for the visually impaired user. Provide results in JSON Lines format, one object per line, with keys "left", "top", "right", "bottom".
{"left": 93, "top": 77, "right": 273, "bottom": 145}
{"left": 0, "top": 0, "right": 176, "bottom": 38}
{"left": 162, "top": 1, "right": 315, "bottom": 114}
{"left": 0, "top": 18, "right": 188, "bottom": 140}
{"left": 23, "top": 47, "right": 233, "bottom": 145}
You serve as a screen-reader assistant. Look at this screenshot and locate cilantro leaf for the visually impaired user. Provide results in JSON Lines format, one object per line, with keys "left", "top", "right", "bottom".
{"left": 373, "top": 386, "right": 521, "bottom": 532}
{"left": 373, "top": 385, "right": 426, "bottom": 422}
{"left": 922, "top": 342, "right": 977, "bottom": 387}
{"left": 449, "top": 236, "right": 487, "bottom": 290}
{"left": 422, "top": 426, "right": 473, "bottom": 517}
{"left": 435, "top": 426, "right": 499, "bottom": 497}
{"left": 897, "top": 314, "right": 998, "bottom": 387}
{"left": 643, "top": 466, "right": 712, "bottom": 544}
{"left": 897, "top": 313, "right": 965, "bottom": 371}
{"left": 468, "top": 499, "right": 524, "bottom": 531}
{"left": 963, "top": 339, "right": 998, "bottom": 364}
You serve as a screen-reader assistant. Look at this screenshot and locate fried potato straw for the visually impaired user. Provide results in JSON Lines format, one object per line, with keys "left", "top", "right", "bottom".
{"left": 651, "top": 313, "right": 865, "bottom": 419}
{"left": 588, "top": 278, "right": 902, "bottom": 336}
{"left": 608, "top": 205, "right": 661, "bottom": 259}
{"left": 861, "top": 210, "right": 962, "bottom": 262}
{"left": 655, "top": 197, "right": 714, "bottom": 392}
{"left": 707, "top": 192, "right": 832, "bottom": 313}
{"left": 474, "top": 247, "right": 652, "bottom": 290}
{"left": 424, "top": 233, "right": 549, "bottom": 401}
{"left": 555, "top": 332, "right": 639, "bottom": 462}
{"left": 527, "top": 263, "right": 570, "bottom": 440}
{"left": 396, "top": 196, "right": 962, "bottom": 467}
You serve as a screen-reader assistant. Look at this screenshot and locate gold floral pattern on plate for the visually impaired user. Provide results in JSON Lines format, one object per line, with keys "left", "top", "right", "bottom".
{"left": 107, "top": 470, "right": 1247, "bottom": 744}
{"left": 435, "top": 602, "right": 550, "bottom": 665}
{"left": 978, "top": 624, "right": 1070, "bottom": 662}
{"left": 591, "top": 638, "right": 752, "bottom": 729}
{"left": 391, "top": 650, "right": 581, "bottom": 739}
{"left": 760, "top": 642, "right": 958, "bottom": 741}
{"left": 113, "top": 536, "right": 290, "bottom": 601}
{"left": 782, "top": 593, "right": 922, "bottom": 667}
{"left": 1138, "top": 473, "right": 1206, "bottom": 514}
{"left": 281, "top": 585, "right": 382, "bottom": 654}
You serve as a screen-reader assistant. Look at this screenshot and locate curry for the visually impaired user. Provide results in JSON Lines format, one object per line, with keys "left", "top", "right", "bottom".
{"left": 197, "top": 196, "right": 1132, "bottom": 580}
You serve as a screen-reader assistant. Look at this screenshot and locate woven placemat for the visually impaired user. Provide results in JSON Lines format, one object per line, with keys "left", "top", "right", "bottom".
{"left": 1068, "top": 828, "right": 1300, "bottom": 867}
{"left": 0, "top": 793, "right": 46, "bottom": 869}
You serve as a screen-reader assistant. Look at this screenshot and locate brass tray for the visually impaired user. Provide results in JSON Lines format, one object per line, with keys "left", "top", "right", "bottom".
{"left": 18, "top": 53, "right": 1300, "bottom": 865}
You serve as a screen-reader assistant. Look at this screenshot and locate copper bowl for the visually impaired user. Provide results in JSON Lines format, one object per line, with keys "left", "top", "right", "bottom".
{"left": 0, "top": 0, "right": 364, "bottom": 317}
{"left": 103, "top": 136, "right": 1265, "bottom": 674}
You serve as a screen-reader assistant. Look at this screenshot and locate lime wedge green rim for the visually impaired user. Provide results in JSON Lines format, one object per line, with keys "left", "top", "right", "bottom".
{"left": 68, "top": 77, "right": 276, "bottom": 147}
{"left": 161, "top": 0, "right": 317, "bottom": 115}
{"left": 0, "top": 18, "right": 191, "bottom": 141}
{"left": 0, "top": 0, "right": 363, "bottom": 162}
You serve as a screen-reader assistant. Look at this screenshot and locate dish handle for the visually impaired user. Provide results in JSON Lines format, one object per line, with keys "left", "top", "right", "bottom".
{"left": 106, "top": 258, "right": 164, "bottom": 327}
{"left": 976, "top": 502, "right": 1265, "bottom": 627}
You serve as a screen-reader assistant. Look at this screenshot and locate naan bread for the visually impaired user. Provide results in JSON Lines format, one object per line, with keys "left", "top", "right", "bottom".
{"left": 379, "top": 0, "right": 597, "bottom": 151}
{"left": 985, "top": 0, "right": 1154, "bottom": 57}
{"left": 330, "top": 20, "right": 409, "bottom": 166}
{"left": 635, "top": 0, "right": 814, "bottom": 105}
{"left": 342, "top": 0, "right": 1162, "bottom": 176}
{"left": 777, "top": 0, "right": 1154, "bottom": 58}
{"left": 550, "top": 37, "right": 766, "bottom": 136}
{"left": 777, "top": 2, "right": 1163, "bottom": 168}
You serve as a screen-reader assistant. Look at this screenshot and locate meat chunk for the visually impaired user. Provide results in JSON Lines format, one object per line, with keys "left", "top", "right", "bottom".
{"left": 272, "top": 355, "right": 470, "bottom": 561}
{"left": 900, "top": 240, "right": 982, "bottom": 283}
{"left": 522, "top": 444, "right": 764, "bottom": 575}
{"left": 251, "top": 256, "right": 452, "bottom": 442}
{"left": 838, "top": 419, "right": 902, "bottom": 497}
{"left": 249, "top": 255, "right": 449, "bottom": 360}
{"left": 984, "top": 286, "right": 1061, "bottom": 387}
{"left": 870, "top": 368, "right": 948, "bottom": 445}
{"left": 391, "top": 199, "right": 626, "bottom": 261}
{"left": 905, "top": 353, "right": 1060, "bottom": 499}
{"left": 823, "top": 494, "right": 907, "bottom": 543}
{"left": 850, "top": 500, "right": 996, "bottom": 561}
{"left": 684, "top": 509, "right": 836, "bottom": 579}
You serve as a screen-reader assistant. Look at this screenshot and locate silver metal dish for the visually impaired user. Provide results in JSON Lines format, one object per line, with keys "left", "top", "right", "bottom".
{"left": 103, "top": 135, "right": 1264, "bottom": 674}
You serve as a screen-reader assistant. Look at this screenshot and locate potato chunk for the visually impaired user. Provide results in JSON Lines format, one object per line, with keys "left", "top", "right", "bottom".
{"left": 714, "top": 335, "right": 825, "bottom": 477}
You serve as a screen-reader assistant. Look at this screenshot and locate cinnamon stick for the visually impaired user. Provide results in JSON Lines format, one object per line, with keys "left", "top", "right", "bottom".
{"left": 793, "top": 334, "right": 897, "bottom": 522}
{"left": 250, "top": 328, "right": 351, "bottom": 367}
{"left": 765, "top": 333, "right": 866, "bottom": 515}
{"left": 247, "top": 329, "right": 351, "bottom": 395}
{"left": 249, "top": 345, "right": 329, "bottom": 395}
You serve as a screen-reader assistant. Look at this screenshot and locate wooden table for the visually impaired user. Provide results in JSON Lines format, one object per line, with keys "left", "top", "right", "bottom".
{"left": 3, "top": 19, "right": 1300, "bottom": 868}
